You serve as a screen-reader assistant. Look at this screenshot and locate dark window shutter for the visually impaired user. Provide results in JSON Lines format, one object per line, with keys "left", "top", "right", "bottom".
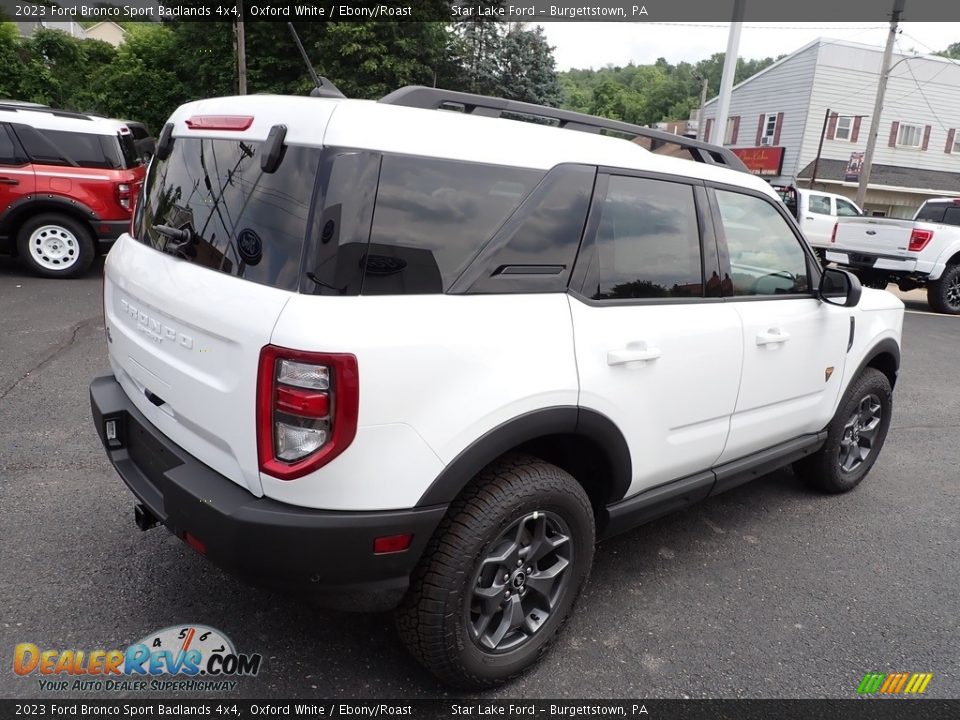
{"left": 772, "top": 112, "right": 784, "bottom": 145}
{"left": 731, "top": 116, "right": 740, "bottom": 144}
{"left": 755, "top": 114, "right": 765, "bottom": 145}
{"left": 851, "top": 117, "right": 862, "bottom": 143}
{"left": 947, "top": 128, "right": 957, "bottom": 153}
{"left": 922, "top": 125, "right": 931, "bottom": 151}
{"left": 705, "top": 118, "right": 713, "bottom": 143}
{"left": 889, "top": 121, "right": 899, "bottom": 147}
{"left": 826, "top": 113, "right": 838, "bottom": 140}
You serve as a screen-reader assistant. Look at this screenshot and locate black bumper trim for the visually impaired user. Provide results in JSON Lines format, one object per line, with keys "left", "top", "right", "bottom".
{"left": 94, "top": 220, "right": 130, "bottom": 244}
{"left": 90, "top": 374, "right": 447, "bottom": 610}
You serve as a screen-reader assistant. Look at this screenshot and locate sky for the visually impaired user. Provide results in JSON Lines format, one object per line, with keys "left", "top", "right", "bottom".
{"left": 540, "top": 22, "right": 960, "bottom": 71}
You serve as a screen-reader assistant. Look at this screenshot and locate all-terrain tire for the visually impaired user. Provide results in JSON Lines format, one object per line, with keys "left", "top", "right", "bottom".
{"left": 793, "top": 367, "right": 892, "bottom": 494}
{"left": 395, "top": 455, "right": 594, "bottom": 689}
{"left": 927, "top": 264, "right": 960, "bottom": 315}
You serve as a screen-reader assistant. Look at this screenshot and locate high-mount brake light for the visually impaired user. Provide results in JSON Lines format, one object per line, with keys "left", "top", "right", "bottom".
{"left": 908, "top": 228, "right": 933, "bottom": 252}
{"left": 185, "top": 115, "right": 254, "bottom": 131}
{"left": 257, "top": 346, "right": 359, "bottom": 480}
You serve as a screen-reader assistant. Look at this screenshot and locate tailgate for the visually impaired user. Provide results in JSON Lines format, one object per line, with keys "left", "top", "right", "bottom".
{"left": 833, "top": 218, "right": 914, "bottom": 257}
{"left": 105, "top": 236, "right": 291, "bottom": 496}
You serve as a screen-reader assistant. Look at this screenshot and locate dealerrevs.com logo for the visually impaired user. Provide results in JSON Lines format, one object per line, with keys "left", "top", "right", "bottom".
{"left": 13, "top": 625, "right": 262, "bottom": 693}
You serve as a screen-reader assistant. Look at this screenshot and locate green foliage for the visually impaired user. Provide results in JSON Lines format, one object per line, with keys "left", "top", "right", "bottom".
{"left": 1, "top": 17, "right": 801, "bottom": 137}
{"left": 560, "top": 53, "right": 782, "bottom": 124}
{"left": 937, "top": 41, "right": 960, "bottom": 59}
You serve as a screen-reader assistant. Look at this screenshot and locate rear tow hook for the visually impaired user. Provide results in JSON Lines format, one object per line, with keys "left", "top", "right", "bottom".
{"left": 134, "top": 504, "right": 159, "bottom": 532}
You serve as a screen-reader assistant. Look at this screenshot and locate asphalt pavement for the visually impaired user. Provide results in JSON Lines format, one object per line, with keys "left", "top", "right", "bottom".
{"left": 1, "top": 257, "right": 958, "bottom": 700}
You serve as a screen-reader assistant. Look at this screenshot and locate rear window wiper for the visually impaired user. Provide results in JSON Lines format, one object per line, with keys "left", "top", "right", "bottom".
{"left": 152, "top": 224, "right": 198, "bottom": 256}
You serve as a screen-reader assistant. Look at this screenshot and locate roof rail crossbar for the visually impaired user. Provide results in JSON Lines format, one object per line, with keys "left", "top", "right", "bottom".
{"left": 379, "top": 86, "right": 749, "bottom": 173}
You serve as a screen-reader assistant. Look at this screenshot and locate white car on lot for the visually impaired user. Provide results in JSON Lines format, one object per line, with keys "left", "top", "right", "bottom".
{"left": 89, "top": 87, "right": 905, "bottom": 688}
{"left": 774, "top": 185, "right": 863, "bottom": 250}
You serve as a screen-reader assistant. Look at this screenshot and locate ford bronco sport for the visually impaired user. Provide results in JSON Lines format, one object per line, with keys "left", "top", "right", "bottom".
{"left": 0, "top": 103, "right": 145, "bottom": 278}
{"left": 90, "top": 87, "right": 904, "bottom": 688}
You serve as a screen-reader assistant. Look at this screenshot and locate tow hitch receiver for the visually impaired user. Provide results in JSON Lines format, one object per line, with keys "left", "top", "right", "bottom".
{"left": 134, "top": 504, "right": 158, "bottom": 532}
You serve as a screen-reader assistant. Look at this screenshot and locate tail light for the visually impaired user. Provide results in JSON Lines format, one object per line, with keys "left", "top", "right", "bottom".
{"left": 115, "top": 182, "right": 131, "bottom": 210}
{"left": 830, "top": 222, "right": 838, "bottom": 243}
{"left": 908, "top": 228, "right": 933, "bottom": 252}
{"left": 257, "top": 345, "right": 359, "bottom": 480}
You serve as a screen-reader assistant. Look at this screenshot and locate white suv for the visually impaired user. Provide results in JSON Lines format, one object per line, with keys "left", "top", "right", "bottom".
{"left": 89, "top": 87, "right": 904, "bottom": 689}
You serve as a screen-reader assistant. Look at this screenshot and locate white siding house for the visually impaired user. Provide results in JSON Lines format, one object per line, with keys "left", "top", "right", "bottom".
{"left": 703, "top": 39, "right": 960, "bottom": 217}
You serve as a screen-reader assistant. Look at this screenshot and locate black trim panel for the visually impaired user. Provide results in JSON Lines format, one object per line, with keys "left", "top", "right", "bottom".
{"left": 852, "top": 338, "right": 901, "bottom": 389}
{"left": 0, "top": 193, "right": 103, "bottom": 237}
{"left": 416, "top": 406, "right": 632, "bottom": 507}
{"left": 90, "top": 374, "right": 447, "bottom": 611}
{"left": 711, "top": 431, "right": 826, "bottom": 496}
{"left": 600, "top": 432, "right": 827, "bottom": 541}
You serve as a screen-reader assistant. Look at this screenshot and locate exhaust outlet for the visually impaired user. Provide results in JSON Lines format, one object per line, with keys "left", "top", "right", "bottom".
{"left": 134, "top": 503, "right": 158, "bottom": 532}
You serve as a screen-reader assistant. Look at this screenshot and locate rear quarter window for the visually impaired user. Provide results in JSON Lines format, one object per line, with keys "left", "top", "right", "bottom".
{"left": 14, "top": 126, "right": 131, "bottom": 169}
{"left": 133, "top": 137, "right": 322, "bottom": 292}
{"left": 363, "top": 156, "right": 543, "bottom": 294}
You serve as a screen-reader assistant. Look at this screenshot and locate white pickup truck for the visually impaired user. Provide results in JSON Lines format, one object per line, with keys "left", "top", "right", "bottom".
{"left": 826, "top": 197, "right": 960, "bottom": 314}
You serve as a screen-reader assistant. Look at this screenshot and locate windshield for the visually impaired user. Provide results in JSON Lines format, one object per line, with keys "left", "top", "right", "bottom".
{"left": 132, "top": 137, "right": 322, "bottom": 291}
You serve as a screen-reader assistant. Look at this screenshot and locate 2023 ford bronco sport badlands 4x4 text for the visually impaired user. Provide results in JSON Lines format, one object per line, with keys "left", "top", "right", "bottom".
{"left": 90, "top": 87, "right": 904, "bottom": 688}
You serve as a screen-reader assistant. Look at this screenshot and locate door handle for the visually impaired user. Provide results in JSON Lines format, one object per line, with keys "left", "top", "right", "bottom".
{"left": 756, "top": 329, "right": 791, "bottom": 346}
{"left": 0, "top": 177, "right": 19, "bottom": 186}
{"left": 607, "top": 343, "right": 662, "bottom": 365}
{"left": 805, "top": 216, "right": 814, "bottom": 220}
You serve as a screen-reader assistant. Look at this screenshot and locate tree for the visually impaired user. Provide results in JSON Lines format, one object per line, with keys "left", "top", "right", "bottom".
{"left": 499, "top": 25, "right": 562, "bottom": 106}
{"left": 937, "top": 41, "right": 960, "bottom": 59}
{"left": 453, "top": 18, "right": 504, "bottom": 96}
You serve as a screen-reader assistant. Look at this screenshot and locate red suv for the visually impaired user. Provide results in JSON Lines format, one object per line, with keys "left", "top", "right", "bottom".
{"left": 0, "top": 104, "right": 147, "bottom": 278}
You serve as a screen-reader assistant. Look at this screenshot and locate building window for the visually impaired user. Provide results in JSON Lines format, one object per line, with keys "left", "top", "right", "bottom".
{"left": 724, "top": 116, "right": 740, "bottom": 145}
{"left": 950, "top": 131, "right": 960, "bottom": 154}
{"left": 896, "top": 123, "right": 924, "bottom": 148}
{"left": 760, "top": 113, "right": 777, "bottom": 145}
{"left": 835, "top": 116, "right": 853, "bottom": 141}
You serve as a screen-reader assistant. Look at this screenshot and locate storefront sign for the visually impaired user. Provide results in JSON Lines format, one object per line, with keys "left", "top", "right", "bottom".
{"left": 731, "top": 147, "right": 785, "bottom": 176}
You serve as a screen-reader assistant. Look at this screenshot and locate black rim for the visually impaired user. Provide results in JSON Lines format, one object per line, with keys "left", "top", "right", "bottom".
{"left": 839, "top": 393, "right": 883, "bottom": 473}
{"left": 467, "top": 511, "right": 573, "bottom": 653}
{"left": 946, "top": 275, "right": 960, "bottom": 308}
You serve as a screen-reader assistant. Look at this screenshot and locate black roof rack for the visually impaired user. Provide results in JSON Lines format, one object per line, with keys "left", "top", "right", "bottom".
{"left": 0, "top": 103, "right": 93, "bottom": 121}
{"left": 379, "top": 86, "right": 749, "bottom": 173}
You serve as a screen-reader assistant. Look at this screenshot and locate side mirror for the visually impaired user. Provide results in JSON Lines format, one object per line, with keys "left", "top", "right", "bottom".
{"left": 819, "top": 267, "right": 862, "bottom": 308}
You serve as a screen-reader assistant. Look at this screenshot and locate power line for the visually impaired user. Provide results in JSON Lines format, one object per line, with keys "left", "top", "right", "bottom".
{"left": 894, "top": 38, "right": 953, "bottom": 134}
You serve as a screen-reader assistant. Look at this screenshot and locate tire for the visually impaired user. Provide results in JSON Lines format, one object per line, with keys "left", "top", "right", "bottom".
{"left": 396, "top": 455, "right": 595, "bottom": 689}
{"left": 793, "top": 367, "right": 892, "bottom": 494}
{"left": 927, "top": 264, "right": 960, "bottom": 315}
{"left": 16, "top": 213, "right": 96, "bottom": 279}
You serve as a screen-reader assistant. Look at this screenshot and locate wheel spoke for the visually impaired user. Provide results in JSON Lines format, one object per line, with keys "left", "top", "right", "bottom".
{"left": 486, "top": 595, "right": 524, "bottom": 649}
{"left": 525, "top": 516, "right": 570, "bottom": 565}
{"left": 524, "top": 557, "right": 569, "bottom": 609}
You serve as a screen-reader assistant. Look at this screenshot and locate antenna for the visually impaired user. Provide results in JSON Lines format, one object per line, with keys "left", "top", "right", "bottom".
{"left": 286, "top": 23, "right": 346, "bottom": 99}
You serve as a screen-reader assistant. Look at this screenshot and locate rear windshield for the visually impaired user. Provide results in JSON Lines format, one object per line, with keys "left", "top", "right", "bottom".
{"left": 12, "top": 125, "right": 139, "bottom": 169}
{"left": 915, "top": 202, "right": 960, "bottom": 227}
{"left": 133, "top": 138, "right": 321, "bottom": 292}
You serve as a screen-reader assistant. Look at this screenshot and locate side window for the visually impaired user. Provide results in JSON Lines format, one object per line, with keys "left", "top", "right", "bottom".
{"left": 0, "top": 124, "right": 26, "bottom": 166}
{"left": 836, "top": 198, "right": 861, "bottom": 217}
{"left": 364, "top": 156, "right": 542, "bottom": 294}
{"left": 714, "top": 189, "right": 810, "bottom": 297}
{"left": 808, "top": 194, "right": 832, "bottom": 215}
{"left": 583, "top": 175, "right": 704, "bottom": 300}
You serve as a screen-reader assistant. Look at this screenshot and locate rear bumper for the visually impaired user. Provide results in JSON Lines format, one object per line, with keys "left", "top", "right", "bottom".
{"left": 94, "top": 220, "right": 130, "bottom": 245}
{"left": 89, "top": 374, "right": 447, "bottom": 610}
{"left": 825, "top": 249, "right": 918, "bottom": 274}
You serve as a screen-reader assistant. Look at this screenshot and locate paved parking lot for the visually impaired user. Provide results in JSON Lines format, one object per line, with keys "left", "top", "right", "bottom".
{"left": 1, "top": 257, "right": 958, "bottom": 700}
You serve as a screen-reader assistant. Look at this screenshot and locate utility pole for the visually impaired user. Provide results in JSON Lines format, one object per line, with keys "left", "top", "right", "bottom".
{"left": 236, "top": 0, "right": 247, "bottom": 95}
{"left": 856, "top": 0, "right": 906, "bottom": 208}
{"left": 809, "top": 108, "right": 831, "bottom": 189}
{"left": 711, "top": 0, "right": 745, "bottom": 145}
{"left": 693, "top": 72, "right": 709, "bottom": 141}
